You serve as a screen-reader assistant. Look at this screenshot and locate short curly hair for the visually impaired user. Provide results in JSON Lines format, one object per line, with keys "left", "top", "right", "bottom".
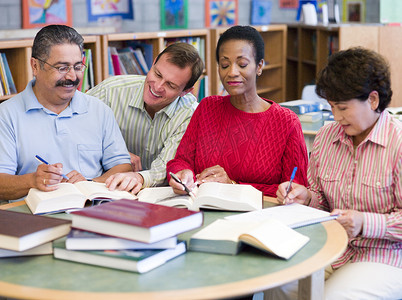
{"left": 215, "top": 25, "right": 264, "bottom": 65}
{"left": 316, "top": 47, "right": 392, "bottom": 112}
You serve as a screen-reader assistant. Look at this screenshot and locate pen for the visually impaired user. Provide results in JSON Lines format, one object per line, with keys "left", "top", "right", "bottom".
{"left": 285, "top": 167, "right": 298, "bottom": 198}
{"left": 169, "top": 172, "right": 196, "bottom": 200}
{"left": 35, "top": 155, "right": 69, "bottom": 180}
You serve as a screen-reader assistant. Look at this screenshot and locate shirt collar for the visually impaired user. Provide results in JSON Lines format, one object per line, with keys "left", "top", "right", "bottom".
{"left": 23, "top": 79, "right": 87, "bottom": 116}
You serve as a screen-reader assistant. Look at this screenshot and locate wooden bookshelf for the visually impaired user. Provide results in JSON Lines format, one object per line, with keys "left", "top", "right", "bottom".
{"left": 286, "top": 24, "right": 379, "bottom": 101}
{"left": 209, "top": 24, "right": 287, "bottom": 103}
{"left": 0, "top": 35, "right": 102, "bottom": 102}
{"left": 101, "top": 29, "right": 211, "bottom": 97}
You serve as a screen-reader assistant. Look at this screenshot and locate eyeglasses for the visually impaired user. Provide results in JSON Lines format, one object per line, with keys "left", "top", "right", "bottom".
{"left": 34, "top": 57, "right": 86, "bottom": 74}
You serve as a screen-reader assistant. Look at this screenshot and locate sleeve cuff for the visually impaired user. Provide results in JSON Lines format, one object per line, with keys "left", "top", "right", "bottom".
{"left": 138, "top": 170, "right": 152, "bottom": 188}
{"left": 362, "top": 212, "right": 387, "bottom": 239}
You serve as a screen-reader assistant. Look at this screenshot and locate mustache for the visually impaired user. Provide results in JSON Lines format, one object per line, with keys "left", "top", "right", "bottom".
{"left": 55, "top": 78, "right": 80, "bottom": 87}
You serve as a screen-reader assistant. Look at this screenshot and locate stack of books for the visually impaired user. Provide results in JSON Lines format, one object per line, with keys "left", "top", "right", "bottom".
{"left": 280, "top": 99, "right": 333, "bottom": 123}
{"left": 0, "top": 210, "right": 71, "bottom": 258}
{"left": 53, "top": 199, "right": 203, "bottom": 273}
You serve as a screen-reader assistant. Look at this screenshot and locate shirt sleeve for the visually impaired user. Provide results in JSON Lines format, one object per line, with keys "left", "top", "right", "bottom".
{"left": 139, "top": 115, "right": 193, "bottom": 187}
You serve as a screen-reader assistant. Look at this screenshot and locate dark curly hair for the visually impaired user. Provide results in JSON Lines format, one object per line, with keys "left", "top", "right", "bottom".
{"left": 316, "top": 47, "right": 392, "bottom": 112}
{"left": 216, "top": 25, "right": 264, "bottom": 65}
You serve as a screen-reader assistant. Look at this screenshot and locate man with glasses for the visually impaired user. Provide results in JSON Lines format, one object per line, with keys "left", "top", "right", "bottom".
{"left": 0, "top": 25, "right": 131, "bottom": 202}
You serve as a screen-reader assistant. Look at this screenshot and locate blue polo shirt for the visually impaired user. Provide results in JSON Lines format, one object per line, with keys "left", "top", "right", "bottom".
{"left": 0, "top": 80, "right": 130, "bottom": 179}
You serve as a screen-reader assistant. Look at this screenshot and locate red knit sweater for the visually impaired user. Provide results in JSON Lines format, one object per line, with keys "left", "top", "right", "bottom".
{"left": 167, "top": 96, "right": 308, "bottom": 196}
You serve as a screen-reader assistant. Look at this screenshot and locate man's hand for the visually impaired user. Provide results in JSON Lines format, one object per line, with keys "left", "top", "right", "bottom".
{"left": 105, "top": 172, "right": 144, "bottom": 194}
{"left": 130, "top": 152, "right": 142, "bottom": 172}
{"left": 64, "top": 170, "right": 87, "bottom": 184}
{"left": 34, "top": 163, "right": 65, "bottom": 191}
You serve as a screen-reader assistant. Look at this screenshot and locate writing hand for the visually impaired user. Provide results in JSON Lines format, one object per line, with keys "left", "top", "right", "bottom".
{"left": 105, "top": 172, "right": 143, "bottom": 194}
{"left": 169, "top": 169, "right": 195, "bottom": 195}
{"left": 129, "top": 152, "right": 142, "bottom": 172}
{"left": 35, "top": 163, "right": 64, "bottom": 191}
{"left": 276, "top": 181, "right": 309, "bottom": 205}
{"left": 196, "top": 165, "right": 231, "bottom": 184}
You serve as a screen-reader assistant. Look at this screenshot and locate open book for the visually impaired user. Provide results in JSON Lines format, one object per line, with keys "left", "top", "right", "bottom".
{"left": 189, "top": 218, "right": 310, "bottom": 259}
{"left": 26, "top": 181, "right": 136, "bottom": 215}
{"left": 137, "top": 182, "right": 263, "bottom": 212}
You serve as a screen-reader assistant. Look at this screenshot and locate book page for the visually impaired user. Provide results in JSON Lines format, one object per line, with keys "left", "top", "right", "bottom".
{"left": 226, "top": 203, "right": 335, "bottom": 228}
{"left": 239, "top": 218, "right": 310, "bottom": 259}
{"left": 196, "top": 182, "right": 262, "bottom": 211}
{"left": 28, "top": 183, "right": 83, "bottom": 201}
{"left": 74, "top": 181, "right": 136, "bottom": 200}
{"left": 137, "top": 186, "right": 193, "bottom": 209}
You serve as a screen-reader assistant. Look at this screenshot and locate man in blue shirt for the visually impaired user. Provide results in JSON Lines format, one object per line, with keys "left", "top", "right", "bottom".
{"left": 0, "top": 25, "right": 131, "bottom": 201}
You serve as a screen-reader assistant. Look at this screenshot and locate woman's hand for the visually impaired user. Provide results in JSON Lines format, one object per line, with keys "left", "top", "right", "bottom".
{"left": 276, "top": 181, "right": 310, "bottom": 205}
{"left": 195, "top": 165, "right": 232, "bottom": 184}
{"left": 331, "top": 209, "right": 364, "bottom": 239}
{"left": 169, "top": 169, "right": 196, "bottom": 195}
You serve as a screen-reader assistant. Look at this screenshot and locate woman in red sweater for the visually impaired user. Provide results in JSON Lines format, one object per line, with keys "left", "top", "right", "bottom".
{"left": 167, "top": 25, "right": 308, "bottom": 197}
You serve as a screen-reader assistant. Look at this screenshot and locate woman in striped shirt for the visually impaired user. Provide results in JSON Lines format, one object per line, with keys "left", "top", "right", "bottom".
{"left": 275, "top": 47, "right": 402, "bottom": 300}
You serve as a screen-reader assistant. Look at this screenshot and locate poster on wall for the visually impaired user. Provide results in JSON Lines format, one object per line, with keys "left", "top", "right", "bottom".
{"left": 87, "top": 0, "right": 134, "bottom": 22}
{"left": 160, "top": 0, "right": 188, "bottom": 30}
{"left": 205, "top": 0, "right": 238, "bottom": 27}
{"left": 342, "top": 0, "right": 365, "bottom": 22}
{"left": 280, "top": 0, "right": 298, "bottom": 9}
{"left": 251, "top": 0, "right": 272, "bottom": 25}
{"left": 22, "top": 0, "right": 72, "bottom": 29}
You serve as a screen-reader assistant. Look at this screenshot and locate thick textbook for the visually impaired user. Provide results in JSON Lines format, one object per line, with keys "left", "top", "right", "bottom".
{"left": 137, "top": 182, "right": 262, "bottom": 212}
{"left": 0, "top": 210, "right": 71, "bottom": 251}
{"left": 0, "top": 242, "right": 52, "bottom": 258}
{"left": 225, "top": 203, "right": 338, "bottom": 228}
{"left": 189, "top": 218, "right": 309, "bottom": 259}
{"left": 66, "top": 229, "right": 178, "bottom": 250}
{"left": 70, "top": 199, "right": 203, "bottom": 243}
{"left": 26, "top": 181, "right": 136, "bottom": 215}
{"left": 54, "top": 240, "right": 186, "bottom": 273}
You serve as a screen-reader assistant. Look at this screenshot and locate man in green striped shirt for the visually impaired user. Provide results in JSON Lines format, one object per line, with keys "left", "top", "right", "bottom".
{"left": 87, "top": 43, "right": 204, "bottom": 193}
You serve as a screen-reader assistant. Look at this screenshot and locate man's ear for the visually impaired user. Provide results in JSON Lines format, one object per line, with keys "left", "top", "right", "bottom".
{"left": 180, "top": 87, "right": 194, "bottom": 97}
{"left": 31, "top": 57, "right": 39, "bottom": 77}
{"left": 368, "top": 91, "right": 379, "bottom": 111}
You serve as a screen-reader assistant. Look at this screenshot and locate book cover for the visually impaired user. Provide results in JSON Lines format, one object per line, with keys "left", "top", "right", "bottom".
{"left": 26, "top": 181, "right": 136, "bottom": 215}
{"left": 0, "top": 210, "right": 71, "bottom": 251}
{"left": 54, "top": 240, "right": 186, "bottom": 273}
{"left": 66, "top": 229, "right": 178, "bottom": 250}
{"left": 137, "top": 182, "right": 262, "bottom": 212}
{"left": 70, "top": 199, "right": 203, "bottom": 243}
{"left": 1, "top": 53, "right": 17, "bottom": 94}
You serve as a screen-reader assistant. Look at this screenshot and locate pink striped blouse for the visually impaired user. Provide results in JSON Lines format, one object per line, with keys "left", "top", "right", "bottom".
{"left": 308, "top": 111, "right": 402, "bottom": 269}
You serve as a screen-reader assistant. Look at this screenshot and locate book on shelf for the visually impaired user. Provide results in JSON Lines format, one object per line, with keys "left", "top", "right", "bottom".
{"left": 0, "top": 242, "right": 52, "bottom": 258}
{"left": 126, "top": 41, "right": 153, "bottom": 70}
{"left": 70, "top": 199, "right": 203, "bottom": 243}
{"left": 54, "top": 240, "right": 186, "bottom": 273}
{"left": 26, "top": 181, "right": 136, "bottom": 215}
{"left": 137, "top": 182, "right": 263, "bottom": 212}
{"left": 117, "top": 49, "right": 142, "bottom": 75}
{"left": 225, "top": 203, "right": 338, "bottom": 228}
{"left": 107, "top": 47, "right": 115, "bottom": 76}
{"left": 1, "top": 53, "right": 17, "bottom": 94}
{"left": 65, "top": 229, "right": 178, "bottom": 250}
{"left": 132, "top": 48, "right": 149, "bottom": 74}
{"left": 109, "top": 46, "right": 124, "bottom": 75}
{"left": 280, "top": 99, "right": 331, "bottom": 114}
{"left": 0, "top": 210, "right": 71, "bottom": 252}
{"left": 189, "top": 218, "right": 309, "bottom": 259}
{"left": 0, "top": 53, "right": 9, "bottom": 95}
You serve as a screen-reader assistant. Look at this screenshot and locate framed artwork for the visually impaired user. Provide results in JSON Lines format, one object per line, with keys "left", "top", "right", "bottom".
{"left": 22, "top": 0, "right": 72, "bottom": 29}
{"left": 251, "top": 0, "right": 272, "bottom": 25}
{"left": 87, "top": 0, "right": 134, "bottom": 22}
{"left": 342, "top": 0, "right": 365, "bottom": 22}
{"left": 205, "top": 0, "right": 238, "bottom": 27}
{"left": 160, "top": 0, "right": 188, "bottom": 30}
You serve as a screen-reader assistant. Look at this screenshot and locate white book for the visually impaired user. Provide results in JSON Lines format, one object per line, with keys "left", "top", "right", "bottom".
{"left": 0, "top": 242, "right": 53, "bottom": 258}
{"left": 137, "top": 182, "right": 262, "bottom": 212}
{"left": 26, "top": 181, "right": 136, "bottom": 215}
{"left": 189, "top": 218, "right": 310, "bottom": 259}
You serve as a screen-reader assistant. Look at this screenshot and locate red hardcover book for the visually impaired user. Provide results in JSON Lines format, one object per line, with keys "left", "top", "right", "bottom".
{"left": 0, "top": 210, "right": 71, "bottom": 251}
{"left": 70, "top": 199, "right": 203, "bottom": 243}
